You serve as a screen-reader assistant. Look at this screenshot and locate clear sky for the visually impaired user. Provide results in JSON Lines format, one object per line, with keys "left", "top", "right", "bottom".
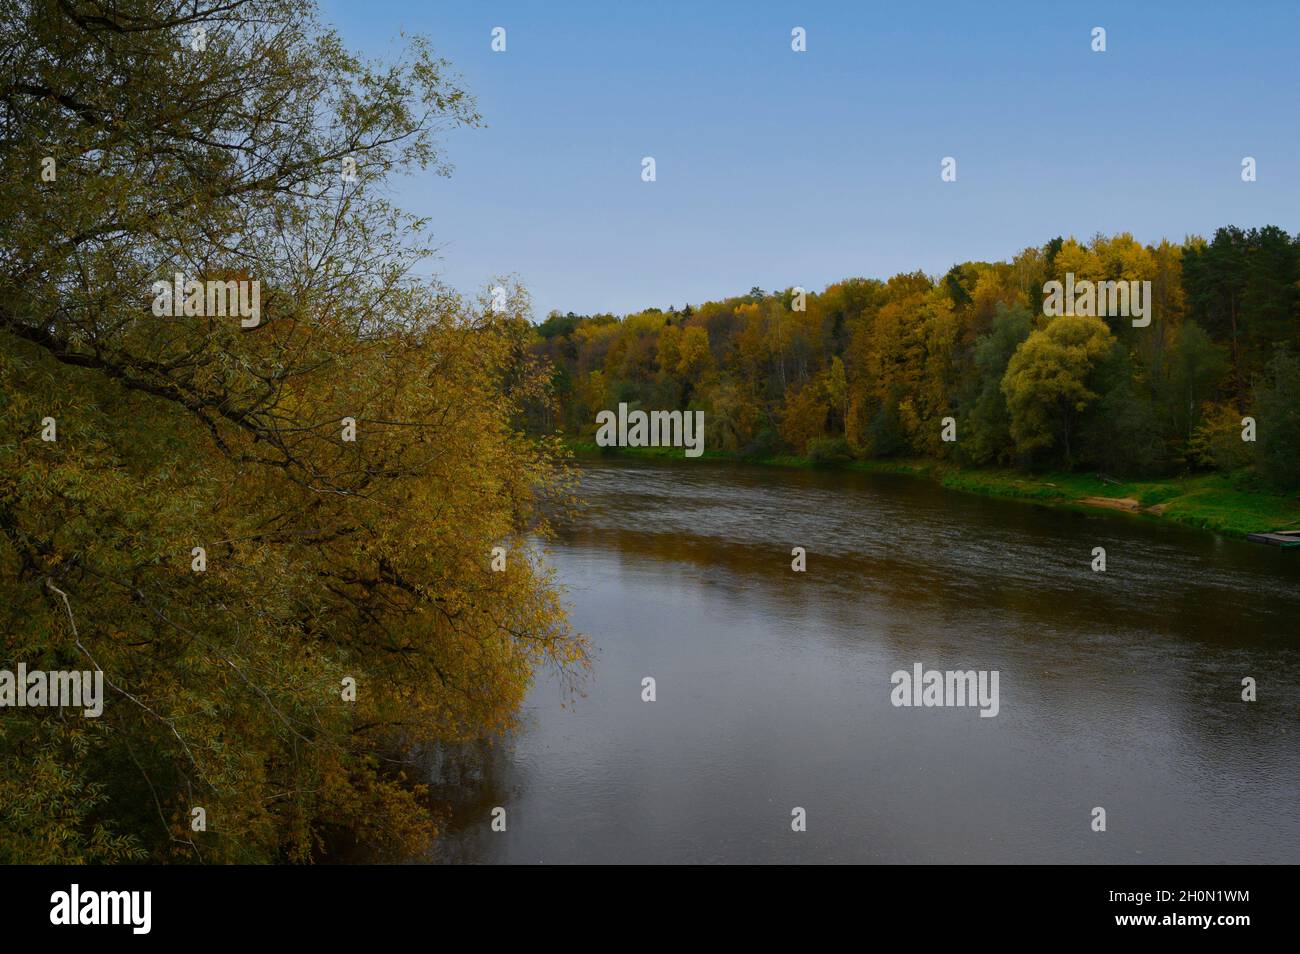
{"left": 318, "top": 0, "right": 1300, "bottom": 319}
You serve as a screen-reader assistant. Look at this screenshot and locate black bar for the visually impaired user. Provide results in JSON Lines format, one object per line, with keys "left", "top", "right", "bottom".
{"left": 0, "top": 864, "right": 1286, "bottom": 941}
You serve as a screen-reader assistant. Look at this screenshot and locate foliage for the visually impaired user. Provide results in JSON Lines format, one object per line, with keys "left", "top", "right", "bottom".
{"left": 0, "top": 0, "right": 585, "bottom": 863}
{"left": 806, "top": 437, "right": 854, "bottom": 467}
{"left": 1001, "top": 315, "right": 1115, "bottom": 463}
{"left": 534, "top": 229, "right": 1298, "bottom": 485}
{"left": 1253, "top": 348, "right": 1300, "bottom": 491}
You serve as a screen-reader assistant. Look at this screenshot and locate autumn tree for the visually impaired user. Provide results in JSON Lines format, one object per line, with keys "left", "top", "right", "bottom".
{"left": 1001, "top": 315, "right": 1116, "bottom": 464}
{"left": 0, "top": 0, "right": 585, "bottom": 862}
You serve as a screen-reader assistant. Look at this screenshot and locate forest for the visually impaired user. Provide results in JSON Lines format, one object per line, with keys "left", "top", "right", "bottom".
{"left": 533, "top": 228, "right": 1300, "bottom": 492}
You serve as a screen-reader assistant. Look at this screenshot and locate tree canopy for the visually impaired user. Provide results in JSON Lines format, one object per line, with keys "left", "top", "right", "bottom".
{"left": 534, "top": 230, "right": 1300, "bottom": 487}
{"left": 1, "top": 0, "right": 585, "bottom": 862}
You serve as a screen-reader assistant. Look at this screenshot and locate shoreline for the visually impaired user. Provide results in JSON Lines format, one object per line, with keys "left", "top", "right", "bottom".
{"left": 563, "top": 440, "right": 1300, "bottom": 540}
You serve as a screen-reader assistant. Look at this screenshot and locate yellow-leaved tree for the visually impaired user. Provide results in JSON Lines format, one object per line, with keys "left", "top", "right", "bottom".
{"left": 0, "top": 0, "right": 586, "bottom": 863}
{"left": 1001, "top": 315, "right": 1116, "bottom": 464}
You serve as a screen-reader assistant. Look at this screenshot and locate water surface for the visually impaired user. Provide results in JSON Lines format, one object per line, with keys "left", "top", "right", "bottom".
{"left": 428, "top": 459, "right": 1298, "bottom": 864}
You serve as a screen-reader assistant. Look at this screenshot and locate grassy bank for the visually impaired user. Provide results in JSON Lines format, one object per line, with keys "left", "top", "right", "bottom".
{"left": 564, "top": 440, "right": 1300, "bottom": 539}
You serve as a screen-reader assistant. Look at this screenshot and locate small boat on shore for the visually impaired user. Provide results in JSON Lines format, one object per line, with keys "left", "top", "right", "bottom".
{"left": 1246, "top": 530, "right": 1300, "bottom": 548}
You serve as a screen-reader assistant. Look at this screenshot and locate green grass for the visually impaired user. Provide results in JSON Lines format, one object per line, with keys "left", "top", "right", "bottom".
{"left": 857, "top": 461, "right": 1300, "bottom": 537}
{"left": 563, "top": 438, "right": 1300, "bottom": 539}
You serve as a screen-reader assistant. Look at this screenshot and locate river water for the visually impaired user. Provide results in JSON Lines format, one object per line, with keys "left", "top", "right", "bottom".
{"left": 426, "top": 459, "right": 1298, "bottom": 864}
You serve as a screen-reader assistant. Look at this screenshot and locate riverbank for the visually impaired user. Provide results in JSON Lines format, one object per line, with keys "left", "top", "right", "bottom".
{"left": 564, "top": 441, "right": 1300, "bottom": 539}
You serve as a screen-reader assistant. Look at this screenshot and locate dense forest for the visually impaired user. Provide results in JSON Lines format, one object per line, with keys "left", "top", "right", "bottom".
{"left": 533, "top": 228, "right": 1300, "bottom": 491}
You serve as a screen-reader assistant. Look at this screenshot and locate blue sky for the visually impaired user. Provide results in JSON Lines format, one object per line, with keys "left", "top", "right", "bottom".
{"left": 318, "top": 0, "right": 1300, "bottom": 318}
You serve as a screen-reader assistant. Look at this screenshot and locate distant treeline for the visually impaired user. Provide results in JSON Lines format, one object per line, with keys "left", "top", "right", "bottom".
{"left": 531, "top": 227, "right": 1300, "bottom": 490}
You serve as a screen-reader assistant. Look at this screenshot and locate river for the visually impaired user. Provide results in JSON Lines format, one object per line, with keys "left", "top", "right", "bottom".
{"left": 425, "top": 458, "right": 1299, "bottom": 864}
